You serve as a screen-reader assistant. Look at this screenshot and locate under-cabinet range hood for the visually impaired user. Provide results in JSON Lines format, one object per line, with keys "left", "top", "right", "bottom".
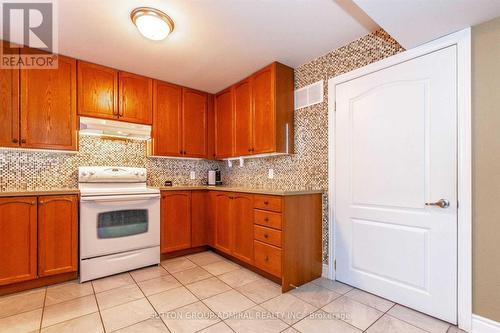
{"left": 79, "top": 117, "right": 151, "bottom": 140}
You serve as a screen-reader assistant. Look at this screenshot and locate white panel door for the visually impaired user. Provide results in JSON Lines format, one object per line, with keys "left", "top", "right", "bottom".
{"left": 335, "top": 46, "right": 457, "bottom": 323}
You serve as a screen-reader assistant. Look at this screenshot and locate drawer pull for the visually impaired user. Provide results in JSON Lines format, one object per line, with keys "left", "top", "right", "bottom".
{"left": 264, "top": 217, "right": 269, "bottom": 222}
{"left": 264, "top": 256, "right": 269, "bottom": 262}
{"left": 264, "top": 234, "right": 269, "bottom": 238}
{"left": 264, "top": 201, "right": 269, "bottom": 205}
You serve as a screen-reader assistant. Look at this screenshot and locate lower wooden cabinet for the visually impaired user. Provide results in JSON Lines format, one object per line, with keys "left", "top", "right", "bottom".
{"left": 191, "top": 191, "right": 210, "bottom": 247}
{"left": 161, "top": 191, "right": 192, "bottom": 253}
{"left": 213, "top": 192, "right": 233, "bottom": 254}
{"left": 0, "top": 197, "right": 37, "bottom": 286}
{"left": 231, "top": 193, "right": 254, "bottom": 264}
{"left": 0, "top": 194, "right": 78, "bottom": 287}
{"left": 38, "top": 195, "right": 78, "bottom": 277}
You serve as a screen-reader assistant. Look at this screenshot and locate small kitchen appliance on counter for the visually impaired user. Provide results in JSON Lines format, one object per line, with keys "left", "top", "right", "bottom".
{"left": 78, "top": 166, "right": 160, "bottom": 282}
{"left": 208, "top": 169, "right": 222, "bottom": 186}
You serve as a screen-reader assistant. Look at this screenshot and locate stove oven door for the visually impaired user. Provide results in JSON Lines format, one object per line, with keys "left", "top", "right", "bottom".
{"left": 80, "top": 194, "right": 160, "bottom": 259}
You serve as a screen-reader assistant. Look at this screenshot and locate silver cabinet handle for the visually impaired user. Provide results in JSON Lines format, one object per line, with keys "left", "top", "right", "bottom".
{"left": 425, "top": 199, "right": 450, "bottom": 208}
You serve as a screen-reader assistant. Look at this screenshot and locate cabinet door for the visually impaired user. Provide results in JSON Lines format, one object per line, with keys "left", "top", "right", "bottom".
{"left": 231, "top": 193, "right": 254, "bottom": 264}
{"left": 191, "top": 191, "right": 209, "bottom": 247}
{"left": 20, "top": 55, "right": 78, "bottom": 150}
{"left": 214, "top": 193, "right": 232, "bottom": 254}
{"left": 119, "top": 72, "right": 153, "bottom": 124}
{"left": 0, "top": 42, "right": 20, "bottom": 148}
{"left": 38, "top": 195, "right": 78, "bottom": 277}
{"left": 215, "top": 88, "right": 234, "bottom": 158}
{"left": 152, "top": 81, "right": 182, "bottom": 156}
{"left": 182, "top": 88, "right": 207, "bottom": 157}
{"left": 161, "top": 191, "right": 191, "bottom": 253}
{"left": 252, "top": 65, "right": 275, "bottom": 154}
{"left": 234, "top": 79, "right": 253, "bottom": 156}
{"left": 0, "top": 197, "right": 37, "bottom": 285}
{"left": 77, "top": 61, "right": 118, "bottom": 120}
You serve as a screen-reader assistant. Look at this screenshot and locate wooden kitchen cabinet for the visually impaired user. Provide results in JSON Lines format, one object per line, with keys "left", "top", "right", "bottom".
{"left": 0, "top": 197, "right": 37, "bottom": 286}
{"left": 118, "top": 71, "right": 153, "bottom": 124}
{"left": 0, "top": 42, "right": 20, "bottom": 148}
{"left": 251, "top": 63, "right": 294, "bottom": 154}
{"left": 214, "top": 62, "right": 294, "bottom": 159}
{"left": 151, "top": 81, "right": 183, "bottom": 157}
{"left": 231, "top": 193, "right": 254, "bottom": 264}
{"left": 161, "top": 191, "right": 192, "bottom": 253}
{"left": 233, "top": 79, "right": 253, "bottom": 156}
{"left": 38, "top": 195, "right": 78, "bottom": 277}
{"left": 182, "top": 88, "right": 207, "bottom": 158}
{"left": 77, "top": 61, "right": 118, "bottom": 120}
{"left": 213, "top": 192, "right": 233, "bottom": 254}
{"left": 191, "top": 191, "right": 210, "bottom": 247}
{"left": 20, "top": 54, "right": 78, "bottom": 150}
{"left": 214, "top": 88, "right": 234, "bottom": 158}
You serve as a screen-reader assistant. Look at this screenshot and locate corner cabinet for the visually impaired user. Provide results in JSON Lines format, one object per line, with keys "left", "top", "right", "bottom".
{"left": 20, "top": 54, "right": 78, "bottom": 150}
{"left": 150, "top": 84, "right": 208, "bottom": 158}
{"left": 118, "top": 71, "right": 153, "bottom": 124}
{"left": 214, "top": 62, "right": 294, "bottom": 159}
{"left": 0, "top": 194, "right": 78, "bottom": 290}
{"left": 77, "top": 61, "right": 119, "bottom": 120}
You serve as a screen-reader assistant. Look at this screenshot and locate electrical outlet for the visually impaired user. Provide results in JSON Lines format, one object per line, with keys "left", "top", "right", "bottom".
{"left": 268, "top": 169, "right": 274, "bottom": 179}
{"left": 190, "top": 171, "right": 196, "bottom": 180}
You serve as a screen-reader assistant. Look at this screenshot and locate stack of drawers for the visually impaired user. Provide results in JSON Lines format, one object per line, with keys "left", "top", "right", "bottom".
{"left": 253, "top": 195, "right": 283, "bottom": 278}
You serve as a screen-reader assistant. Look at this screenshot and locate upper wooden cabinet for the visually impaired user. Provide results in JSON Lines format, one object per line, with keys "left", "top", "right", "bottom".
{"left": 77, "top": 61, "right": 118, "bottom": 120}
{"left": 0, "top": 197, "right": 37, "bottom": 286}
{"left": 152, "top": 81, "right": 183, "bottom": 157}
{"left": 150, "top": 84, "right": 208, "bottom": 158}
{"left": 234, "top": 79, "right": 253, "bottom": 156}
{"left": 118, "top": 71, "right": 153, "bottom": 124}
{"left": 215, "top": 62, "right": 294, "bottom": 159}
{"left": 20, "top": 55, "right": 78, "bottom": 150}
{"left": 37, "top": 195, "right": 78, "bottom": 277}
{"left": 161, "top": 191, "right": 192, "bottom": 253}
{"left": 0, "top": 43, "right": 20, "bottom": 148}
{"left": 215, "top": 88, "right": 234, "bottom": 159}
{"left": 182, "top": 88, "right": 207, "bottom": 158}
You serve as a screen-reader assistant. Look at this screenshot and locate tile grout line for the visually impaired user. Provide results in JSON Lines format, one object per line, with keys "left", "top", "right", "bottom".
{"left": 91, "top": 279, "right": 107, "bottom": 333}
{"left": 37, "top": 287, "right": 47, "bottom": 333}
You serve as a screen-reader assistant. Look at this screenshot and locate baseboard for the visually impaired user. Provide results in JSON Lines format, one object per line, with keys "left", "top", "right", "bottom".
{"left": 322, "top": 264, "right": 329, "bottom": 278}
{"left": 472, "top": 314, "right": 500, "bottom": 333}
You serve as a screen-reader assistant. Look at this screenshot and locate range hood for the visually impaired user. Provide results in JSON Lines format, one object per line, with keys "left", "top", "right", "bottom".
{"left": 79, "top": 117, "right": 151, "bottom": 140}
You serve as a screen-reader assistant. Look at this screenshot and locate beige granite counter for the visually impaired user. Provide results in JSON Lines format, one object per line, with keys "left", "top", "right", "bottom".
{"left": 0, "top": 189, "right": 80, "bottom": 198}
{"left": 154, "top": 186, "right": 323, "bottom": 196}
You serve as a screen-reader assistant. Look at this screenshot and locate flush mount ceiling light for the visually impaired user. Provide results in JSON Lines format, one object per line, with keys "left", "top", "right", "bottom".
{"left": 130, "top": 7, "right": 174, "bottom": 41}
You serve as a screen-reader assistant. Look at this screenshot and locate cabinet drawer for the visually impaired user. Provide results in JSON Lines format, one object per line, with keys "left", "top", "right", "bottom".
{"left": 254, "top": 195, "right": 282, "bottom": 212}
{"left": 254, "top": 241, "right": 282, "bottom": 278}
{"left": 254, "top": 225, "right": 282, "bottom": 248}
{"left": 254, "top": 209, "right": 282, "bottom": 230}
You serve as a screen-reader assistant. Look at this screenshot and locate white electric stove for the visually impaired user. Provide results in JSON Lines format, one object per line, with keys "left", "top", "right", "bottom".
{"left": 78, "top": 166, "right": 160, "bottom": 282}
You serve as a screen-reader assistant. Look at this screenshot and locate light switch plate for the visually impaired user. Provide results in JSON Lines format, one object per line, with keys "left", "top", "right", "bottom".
{"left": 268, "top": 169, "right": 274, "bottom": 179}
{"left": 190, "top": 171, "right": 196, "bottom": 180}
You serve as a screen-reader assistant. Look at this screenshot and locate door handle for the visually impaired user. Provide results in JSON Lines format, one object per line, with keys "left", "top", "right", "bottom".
{"left": 425, "top": 199, "right": 450, "bottom": 209}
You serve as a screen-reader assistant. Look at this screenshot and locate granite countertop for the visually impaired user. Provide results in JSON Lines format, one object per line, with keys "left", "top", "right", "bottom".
{"left": 0, "top": 189, "right": 80, "bottom": 198}
{"left": 154, "top": 185, "right": 324, "bottom": 196}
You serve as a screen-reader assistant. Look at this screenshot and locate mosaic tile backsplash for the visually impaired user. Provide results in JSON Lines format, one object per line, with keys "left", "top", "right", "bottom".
{"left": 0, "top": 29, "right": 403, "bottom": 264}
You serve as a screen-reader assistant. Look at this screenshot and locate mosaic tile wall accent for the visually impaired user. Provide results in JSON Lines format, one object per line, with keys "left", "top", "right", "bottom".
{"left": 0, "top": 135, "right": 219, "bottom": 191}
{"left": 219, "top": 30, "right": 404, "bottom": 263}
{"left": 0, "top": 29, "right": 403, "bottom": 264}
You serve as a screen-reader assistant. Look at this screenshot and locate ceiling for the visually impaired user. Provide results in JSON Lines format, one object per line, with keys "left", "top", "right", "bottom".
{"left": 50, "top": 0, "right": 378, "bottom": 93}
{"left": 354, "top": 0, "right": 500, "bottom": 49}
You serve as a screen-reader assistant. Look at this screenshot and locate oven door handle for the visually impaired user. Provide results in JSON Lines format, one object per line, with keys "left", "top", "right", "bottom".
{"left": 80, "top": 194, "right": 160, "bottom": 203}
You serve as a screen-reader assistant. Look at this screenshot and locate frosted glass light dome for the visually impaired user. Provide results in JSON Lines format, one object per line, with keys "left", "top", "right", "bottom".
{"left": 131, "top": 7, "right": 174, "bottom": 41}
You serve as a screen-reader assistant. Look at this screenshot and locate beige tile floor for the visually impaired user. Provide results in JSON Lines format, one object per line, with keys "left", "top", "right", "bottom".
{"left": 0, "top": 250, "right": 466, "bottom": 333}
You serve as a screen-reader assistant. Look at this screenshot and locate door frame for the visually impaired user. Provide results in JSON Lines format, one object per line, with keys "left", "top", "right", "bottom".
{"left": 327, "top": 28, "right": 472, "bottom": 331}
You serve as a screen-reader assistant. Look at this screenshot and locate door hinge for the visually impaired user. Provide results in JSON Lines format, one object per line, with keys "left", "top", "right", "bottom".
{"left": 334, "top": 259, "right": 336, "bottom": 270}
